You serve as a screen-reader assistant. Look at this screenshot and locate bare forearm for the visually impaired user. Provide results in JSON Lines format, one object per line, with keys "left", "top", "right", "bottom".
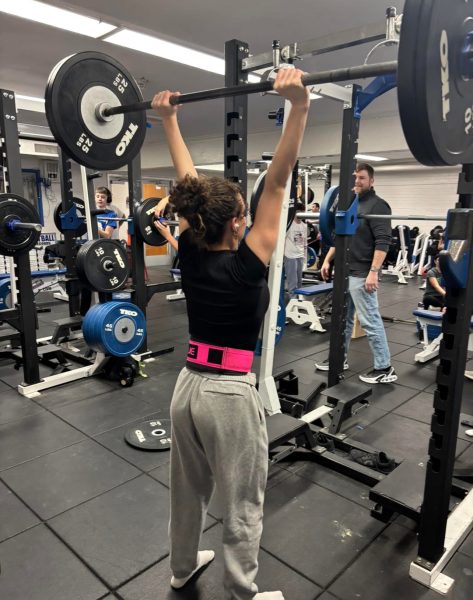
{"left": 266, "top": 105, "right": 309, "bottom": 191}
{"left": 371, "top": 250, "right": 386, "bottom": 270}
{"left": 324, "top": 247, "right": 335, "bottom": 264}
{"left": 429, "top": 278, "right": 446, "bottom": 295}
{"left": 162, "top": 116, "right": 197, "bottom": 179}
{"left": 167, "top": 236, "right": 179, "bottom": 252}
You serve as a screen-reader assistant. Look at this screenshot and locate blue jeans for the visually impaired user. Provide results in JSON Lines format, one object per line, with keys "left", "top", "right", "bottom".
{"left": 345, "top": 276, "right": 391, "bottom": 370}
{"left": 284, "top": 257, "right": 304, "bottom": 298}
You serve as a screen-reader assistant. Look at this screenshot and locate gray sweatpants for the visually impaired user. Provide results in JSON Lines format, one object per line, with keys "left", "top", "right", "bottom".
{"left": 169, "top": 367, "right": 268, "bottom": 600}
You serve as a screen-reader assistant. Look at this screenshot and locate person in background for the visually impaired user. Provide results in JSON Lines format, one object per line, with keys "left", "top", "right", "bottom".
{"left": 107, "top": 190, "right": 126, "bottom": 240}
{"left": 284, "top": 200, "right": 307, "bottom": 297}
{"left": 152, "top": 67, "right": 309, "bottom": 600}
{"left": 316, "top": 163, "right": 397, "bottom": 384}
{"left": 422, "top": 255, "right": 446, "bottom": 310}
{"left": 307, "top": 201, "right": 321, "bottom": 259}
{"left": 94, "top": 187, "right": 118, "bottom": 240}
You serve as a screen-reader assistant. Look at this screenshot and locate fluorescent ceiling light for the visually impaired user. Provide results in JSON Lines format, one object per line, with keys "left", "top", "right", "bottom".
{"left": 105, "top": 29, "right": 225, "bottom": 75}
{"left": 355, "top": 153, "right": 388, "bottom": 162}
{"left": 0, "top": 0, "right": 117, "bottom": 37}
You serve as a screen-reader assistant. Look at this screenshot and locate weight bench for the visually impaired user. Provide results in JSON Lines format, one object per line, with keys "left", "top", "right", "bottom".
{"left": 0, "top": 268, "right": 68, "bottom": 309}
{"left": 166, "top": 268, "right": 185, "bottom": 302}
{"left": 286, "top": 282, "right": 333, "bottom": 333}
{"left": 413, "top": 308, "right": 473, "bottom": 363}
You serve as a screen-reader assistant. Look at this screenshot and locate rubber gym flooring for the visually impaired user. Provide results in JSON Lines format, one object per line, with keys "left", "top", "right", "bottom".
{"left": 0, "top": 268, "right": 472, "bottom": 600}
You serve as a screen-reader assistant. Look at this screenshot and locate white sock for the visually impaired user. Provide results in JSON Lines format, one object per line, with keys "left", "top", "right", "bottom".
{"left": 170, "top": 550, "right": 215, "bottom": 589}
{"left": 253, "top": 593, "right": 285, "bottom": 599}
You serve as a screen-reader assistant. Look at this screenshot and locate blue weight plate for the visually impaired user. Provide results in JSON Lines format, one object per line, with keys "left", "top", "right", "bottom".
{"left": 91, "top": 303, "right": 111, "bottom": 351}
{"left": 98, "top": 301, "right": 146, "bottom": 357}
{"left": 319, "top": 186, "right": 339, "bottom": 247}
{"left": 0, "top": 279, "right": 11, "bottom": 310}
{"left": 83, "top": 302, "right": 111, "bottom": 352}
{"left": 307, "top": 246, "right": 317, "bottom": 268}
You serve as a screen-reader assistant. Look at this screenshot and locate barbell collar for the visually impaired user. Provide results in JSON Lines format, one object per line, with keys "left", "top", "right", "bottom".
{"left": 103, "top": 60, "right": 398, "bottom": 117}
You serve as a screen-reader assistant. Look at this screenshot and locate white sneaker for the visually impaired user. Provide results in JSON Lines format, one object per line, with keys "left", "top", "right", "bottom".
{"left": 170, "top": 550, "right": 215, "bottom": 589}
{"left": 315, "top": 358, "right": 348, "bottom": 371}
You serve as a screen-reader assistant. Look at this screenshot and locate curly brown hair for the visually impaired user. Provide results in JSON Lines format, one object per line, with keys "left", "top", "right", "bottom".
{"left": 170, "top": 174, "right": 245, "bottom": 247}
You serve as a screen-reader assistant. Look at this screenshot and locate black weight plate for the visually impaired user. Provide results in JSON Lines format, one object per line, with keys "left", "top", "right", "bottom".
{"left": 134, "top": 197, "right": 175, "bottom": 246}
{"left": 76, "top": 239, "right": 129, "bottom": 292}
{"left": 124, "top": 418, "right": 172, "bottom": 451}
{"left": 249, "top": 171, "right": 295, "bottom": 231}
{"left": 398, "top": 0, "right": 473, "bottom": 166}
{"left": 54, "top": 197, "right": 87, "bottom": 237}
{"left": 45, "top": 52, "right": 147, "bottom": 170}
{"left": 0, "top": 193, "right": 41, "bottom": 256}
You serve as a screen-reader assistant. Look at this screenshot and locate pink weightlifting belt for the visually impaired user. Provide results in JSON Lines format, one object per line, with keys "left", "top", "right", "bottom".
{"left": 187, "top": 340, "right": 254, "bottom": 373}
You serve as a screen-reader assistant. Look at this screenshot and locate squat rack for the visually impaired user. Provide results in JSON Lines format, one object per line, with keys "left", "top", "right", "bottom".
{"left": 222, "top": 8, "right": 473, "bottom": 597}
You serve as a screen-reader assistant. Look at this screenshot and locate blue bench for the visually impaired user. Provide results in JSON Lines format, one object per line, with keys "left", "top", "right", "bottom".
{"left": 413, "top": 308, "right": 473, "bottom": 363}
{"left": 0, "top": 269, "right": 67, "bottom": 280}
{"left": 286, "top": 282, "right": 333, "bottom": 332}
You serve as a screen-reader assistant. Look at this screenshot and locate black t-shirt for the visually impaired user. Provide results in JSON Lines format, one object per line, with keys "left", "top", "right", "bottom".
{"left": 178, "top": 229, "right": 270, "bottom": 351}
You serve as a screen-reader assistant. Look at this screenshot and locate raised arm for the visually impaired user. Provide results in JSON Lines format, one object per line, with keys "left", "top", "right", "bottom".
{"left": 151, "top": 91, "right": 197, "bottom": 180}
{"left": 151, "top": 91, "right": 194, "bottom": 233}
{"left": 246, "top": 69, "right": 310, "bottom": 265}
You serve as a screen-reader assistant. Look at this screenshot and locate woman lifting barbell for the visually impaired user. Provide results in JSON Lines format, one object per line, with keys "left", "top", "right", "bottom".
{"left": 151, "top": 68, "right": 310, "bottom": 600}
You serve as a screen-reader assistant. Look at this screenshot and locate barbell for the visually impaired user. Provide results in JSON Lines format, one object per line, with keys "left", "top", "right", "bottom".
{"left": 44, "top": 0, "right": 471, "bottom": 171}
{"left": 55, "top": 197, "right": 178, "bottom": 246}
{"left": 296, "top": 185, "right": 447, "bottom": 246}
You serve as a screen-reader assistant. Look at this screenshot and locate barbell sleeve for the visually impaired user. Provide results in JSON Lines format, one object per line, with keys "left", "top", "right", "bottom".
{"left": 103, "top": 60, "right": 398, "bottom": 117}
{"left": 5, "top": 220, "right": 42, "bottom": 232}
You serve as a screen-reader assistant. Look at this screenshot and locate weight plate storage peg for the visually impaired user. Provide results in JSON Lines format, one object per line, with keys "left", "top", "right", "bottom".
{"left": 53, "top": 197, "right": 88, "bottom": 236}
{"left": 398, "top": 0, "right": 473, "bottom": 166}
{"left": 134, "top": 197, "right": 176, "bottom": 246}
{"left": 76, "top": 239, "right": 129, "bottom": 292}
{"left": 45, "top": 52, "right": 147, "bottom": 171}
{"left": 0, "top": 194, "right": 42, "bottom": 256}
{"left": 124, "top": 418, "right": 172, "bottom": 451}
{"left": 82, "top": 301, "right": 146, "bottom": 357}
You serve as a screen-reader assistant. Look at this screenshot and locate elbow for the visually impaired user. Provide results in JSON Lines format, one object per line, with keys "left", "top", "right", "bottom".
{"left": 375, "top": 242, "right": 390, "bottom": 253}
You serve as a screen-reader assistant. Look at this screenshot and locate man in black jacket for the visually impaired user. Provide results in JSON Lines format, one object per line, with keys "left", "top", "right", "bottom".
{"left": 316, "top": 163, "right": 397, "bottom": 384}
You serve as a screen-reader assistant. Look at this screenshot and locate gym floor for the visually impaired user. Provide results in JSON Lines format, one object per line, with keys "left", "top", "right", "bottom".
{"left": 0, "top": 269, "right": 472, "bottom": 600}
